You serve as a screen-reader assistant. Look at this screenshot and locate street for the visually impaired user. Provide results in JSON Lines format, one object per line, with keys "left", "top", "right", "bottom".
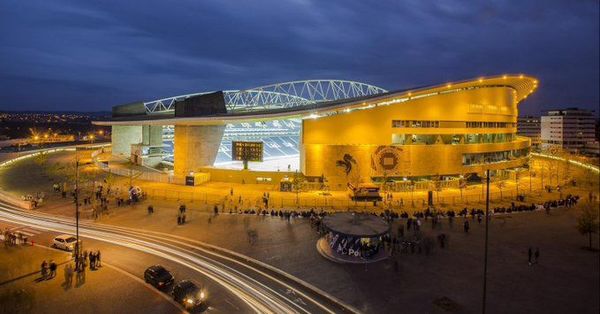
{"left": 0, "top": 199, "right": 356, "bottom": 314}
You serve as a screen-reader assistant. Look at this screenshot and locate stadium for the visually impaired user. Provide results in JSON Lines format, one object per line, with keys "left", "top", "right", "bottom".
{"left": 93, "top": 74, "right": 537, "bottom": 190}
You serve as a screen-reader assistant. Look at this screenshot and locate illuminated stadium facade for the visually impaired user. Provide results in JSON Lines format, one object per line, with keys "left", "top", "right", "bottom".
{"left": 94, "top": 75, "right": 537, "bottom": 188}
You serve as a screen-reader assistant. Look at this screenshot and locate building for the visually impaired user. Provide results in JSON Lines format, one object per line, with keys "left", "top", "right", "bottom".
{"left": 517, "top": 116, "right": 541, "bottom": 147}
{"left": 93, "top": 74, "right": 537, "bottom": 187}
{"left": 540, "top": 108, "right": 597, "bottom": 153}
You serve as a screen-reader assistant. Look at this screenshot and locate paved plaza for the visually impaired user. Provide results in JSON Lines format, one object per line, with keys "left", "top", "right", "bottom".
{"left": 0, "top": 149, "right": 598, "bottom": 313}
{"left": 0, "top": 243, "right": 179, "bottom": 313}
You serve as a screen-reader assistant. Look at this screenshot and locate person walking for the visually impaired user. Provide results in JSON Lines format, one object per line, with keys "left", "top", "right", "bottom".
{"left": 89, "top": 252, "right": 96, "bottom": 270}
{"left": 528, "top": 247, "right": 533, "bottom": 266}
{"left": 96, "top": 250, "right": 102, "bottom": 268}
{"left": 49, "top": 260, "right": 57, "bottom": 278}
{"left": 41, "top": 260, "right": 48, "bottom": 279}
{"left": 64, "top": 264, "right": 73, "bottom": 288}
{"left": 463, "top": 220, "right": 470, "bottom": 233}
{"left": 534, "top": 248, "right": 540, "bottom": 264}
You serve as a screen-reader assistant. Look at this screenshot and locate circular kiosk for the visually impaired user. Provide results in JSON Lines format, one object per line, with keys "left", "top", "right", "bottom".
{"left": 317, "top": 212, "right": 390, "bottom": 264}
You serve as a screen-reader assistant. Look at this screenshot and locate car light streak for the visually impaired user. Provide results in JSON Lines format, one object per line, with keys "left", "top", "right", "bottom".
{"left": 0, "top": 201, "right": 352, "bottom": 314}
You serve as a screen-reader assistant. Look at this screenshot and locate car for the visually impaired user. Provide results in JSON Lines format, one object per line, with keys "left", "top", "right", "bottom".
{"left": 144, "top": 265, "right": 175, "bottom": 289}
{"left": 172, "top": 280, "right": 206, "bottom": 309}
{"left": 52, "top": 234, "right": 78, "bottom": 251}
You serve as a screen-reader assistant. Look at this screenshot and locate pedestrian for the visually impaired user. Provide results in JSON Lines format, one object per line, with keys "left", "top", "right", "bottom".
{"left": 41, "top": 260, "right": 48, "bottom": 279}
{"left": 534, "top": 248, "right": 540, "bottom": 264}
{"left": 49, "top": 260, "right": 57, "bottom": 278}
{"left": 83, "top": 251, "right": 88, "bottom": 269}
{"left": 147, "top": 205, "right": 154, "bottom": 214}
{"left": 64, "top": 264, "right": 73, "bottom": 288}
{"left": 96, "top": 250, "right": 101, "bottom": 267}
{"left": 89, "top": 252, "right": 96, "bottom": 270}
{"left": 463, "top": 220, "right": 470, "bottom": 233}
{"left": 528, "top": 247, "right": 533, "bottom": 266}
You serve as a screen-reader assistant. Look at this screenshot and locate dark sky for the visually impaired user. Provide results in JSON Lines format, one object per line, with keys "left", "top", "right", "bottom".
{"left": 0, "top": 0, "right": 598, "bottom": 115}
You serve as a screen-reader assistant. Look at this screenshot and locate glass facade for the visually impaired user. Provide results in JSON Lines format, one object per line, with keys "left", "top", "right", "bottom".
{"left": 462, "top": 148, "right": 529, "bottom": 166}
{"left": 392, "top": 133, "right": 515, "bottom": 145}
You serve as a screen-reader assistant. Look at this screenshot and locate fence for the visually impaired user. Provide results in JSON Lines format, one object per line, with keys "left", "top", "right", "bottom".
{"left": 92, "top": 147, "right": 180, "bottom": 184}
{"left": 86, "top": 147, "right": 597, "bottom": 211}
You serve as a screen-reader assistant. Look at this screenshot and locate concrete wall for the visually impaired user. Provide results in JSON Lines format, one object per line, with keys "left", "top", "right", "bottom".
{"left": 142, "top": 125, "right": 163, "bottom": 146}
{"left": 111, "top": 125, "right": 143, "bottom": 157}
{"left": 173, "top": 125, "right": 225, "bottom": 176}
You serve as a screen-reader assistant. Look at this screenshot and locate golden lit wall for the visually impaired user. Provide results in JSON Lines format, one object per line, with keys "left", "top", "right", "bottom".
{"left": 301, "top": 86, "right": 529, "bottom": 185}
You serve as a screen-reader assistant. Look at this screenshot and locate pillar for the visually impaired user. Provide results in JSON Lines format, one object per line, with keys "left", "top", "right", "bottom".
{"left": 111, "top": 125, "right": 142, "bottom": 157}
{"left": 173, "top": 125, "right": 225, "bottom": 176}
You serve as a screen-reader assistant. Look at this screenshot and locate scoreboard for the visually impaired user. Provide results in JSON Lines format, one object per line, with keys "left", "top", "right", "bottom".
{"left": 232, "top": 141, "right": 263, "bottom": 162}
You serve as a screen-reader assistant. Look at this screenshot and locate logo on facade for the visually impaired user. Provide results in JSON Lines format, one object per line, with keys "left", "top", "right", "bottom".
{"left": 336, "top": 153, "right": 356, "bottom": 176}
{"left": 371, "top": 146, "right": 403, "bottom": 174}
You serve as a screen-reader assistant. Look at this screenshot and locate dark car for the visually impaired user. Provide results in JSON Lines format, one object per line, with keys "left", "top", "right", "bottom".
{"left": 172, "top": 280, "right": 206, "bottom": 309}
{"left": 144, "top": 265, "right": 174, "bottom": 289}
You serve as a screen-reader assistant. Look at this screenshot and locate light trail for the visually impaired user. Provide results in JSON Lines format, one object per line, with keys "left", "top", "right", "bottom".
{"left": 0, "top": 201, "right": 356, "bottom": 314}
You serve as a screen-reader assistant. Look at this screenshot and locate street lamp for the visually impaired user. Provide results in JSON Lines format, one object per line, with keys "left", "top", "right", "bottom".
{"left": 74, "top": 151, "right": 92, "bottom": 270}
{"left": 482, "top": 168, "right": 490, "bottom": 314}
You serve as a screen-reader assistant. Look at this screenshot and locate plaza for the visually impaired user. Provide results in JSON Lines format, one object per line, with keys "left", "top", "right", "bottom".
{"left": 0, "top": 146, "right": 598, "bottom": 313}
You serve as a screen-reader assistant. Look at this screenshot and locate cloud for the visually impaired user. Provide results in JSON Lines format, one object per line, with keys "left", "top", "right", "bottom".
{"left": 0, "top": 0, "right": 597, "bottom": 114}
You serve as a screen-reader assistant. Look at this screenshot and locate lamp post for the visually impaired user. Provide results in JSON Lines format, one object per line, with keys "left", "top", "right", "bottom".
{"left": 73, "top": 151, "right": 93, "bottom": 270}
{"left": 482, "top": 168, "right": 490, "bottom": 314}
{"left": 74, "top": 151, "right": 81, "bottom": 270}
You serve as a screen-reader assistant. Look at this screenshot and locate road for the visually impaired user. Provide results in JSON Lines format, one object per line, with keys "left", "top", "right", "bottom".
{"left": 0, "top": 200, "right": 357, "bottom": 314}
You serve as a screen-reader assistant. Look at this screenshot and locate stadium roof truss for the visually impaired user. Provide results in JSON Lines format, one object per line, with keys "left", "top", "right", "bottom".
{"left": 144, "top": 80, "right": 388, "bottom": 114}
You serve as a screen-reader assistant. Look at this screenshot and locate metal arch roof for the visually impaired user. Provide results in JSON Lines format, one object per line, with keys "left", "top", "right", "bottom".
{"left": 93, "top": 74, "right": 538, "bottom": 126}
{"left": 143, "top": 79, "right": 388, "bottom": 114}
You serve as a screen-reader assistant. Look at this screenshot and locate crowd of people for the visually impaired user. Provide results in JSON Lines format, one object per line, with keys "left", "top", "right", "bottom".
{"left": 50, "top": 180, "right": 147, "bottom": 220}
{"left": 1, "top": 228, "right": 29, "bottom": 247}
{"left": 204, "top": 194, "right": 582, "bottom": 224}
{"left": 38, "top": 248, "right": 103, "bottom": 289}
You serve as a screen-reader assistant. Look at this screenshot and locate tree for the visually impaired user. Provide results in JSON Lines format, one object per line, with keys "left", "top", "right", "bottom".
{"left": 458, "top": 173, "right": 470, "bottom": 201}
{"left": 495, "top": 180, "right": 506, "bottom": 200}
{"left": 428, "top": 174, "right": 442, "bottom": 205}
{"left": 291, "top": 170, "right": 306, "bottom": 207}
{"left": 576, "top": 205, "right": 599, "bottom": 250}
{"left": 514, "top": 171, "right": 520, "bottom": 199}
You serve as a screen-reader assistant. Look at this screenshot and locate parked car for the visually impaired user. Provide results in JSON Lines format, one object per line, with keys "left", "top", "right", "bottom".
{"left": 172, "top": 280, "right": 206, "bottom": 309}
{"left": 144, "top": 265, "right": 174, "bottom": 289}
{"left": 52, "top": 234, "right": 78, "bottom": 251}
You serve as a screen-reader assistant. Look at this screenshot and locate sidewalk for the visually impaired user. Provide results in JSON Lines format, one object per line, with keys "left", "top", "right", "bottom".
{"left": 0, "top": 245, "right": 178, "bottom": 313}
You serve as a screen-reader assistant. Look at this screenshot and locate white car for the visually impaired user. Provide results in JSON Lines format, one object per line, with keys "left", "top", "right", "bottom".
{"left": 52, "top": 234, "right": 78, "bottom": 251}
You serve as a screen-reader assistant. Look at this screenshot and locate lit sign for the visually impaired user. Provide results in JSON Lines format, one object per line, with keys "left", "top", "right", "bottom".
{"left": 232, "top": 141, "right": 263, "bottom": 162}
